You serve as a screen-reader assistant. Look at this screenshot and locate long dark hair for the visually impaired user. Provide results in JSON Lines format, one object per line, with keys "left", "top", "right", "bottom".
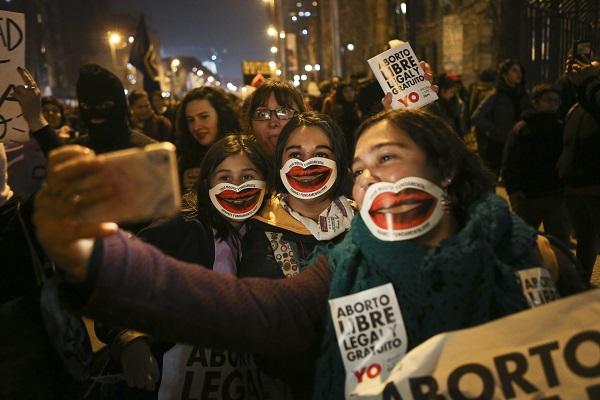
{"left": 243, "top": 80, "right": 306, "bottom": 130}
{"left": 176, "top": 87, "right": 241, "bottom": 173}
{"left": 274, "top": 111, "right": 351, "bottom": 199}
{"left": 355, "top": 109, "right": 495, "bottom": 220}
{"left": 183, "top": 134, "right": 271, "bottom": 239}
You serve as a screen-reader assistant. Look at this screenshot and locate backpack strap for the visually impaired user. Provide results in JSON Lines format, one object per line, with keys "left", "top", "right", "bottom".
{"left": 536, "top": 235, "right": 559, "bottom": 282}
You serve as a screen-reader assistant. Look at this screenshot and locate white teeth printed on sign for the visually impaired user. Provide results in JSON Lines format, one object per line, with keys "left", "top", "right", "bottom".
{"left": 280, "top": 157, "right": 337, "bottom": 199}
{"left": 360, "top": 177, "right": 444, "bottom": 241}
{"left": 209, "top": 180, "right": 266, "bottom": 221}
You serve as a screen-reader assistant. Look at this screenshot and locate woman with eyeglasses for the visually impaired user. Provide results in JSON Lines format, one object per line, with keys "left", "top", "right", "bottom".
{"left": 244, "top": 80, "right": 306, "bottom": 158}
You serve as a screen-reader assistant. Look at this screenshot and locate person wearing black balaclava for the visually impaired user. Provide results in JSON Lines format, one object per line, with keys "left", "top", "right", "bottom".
{"left": 13, "top": 64, "right": 155, "bottom": 156}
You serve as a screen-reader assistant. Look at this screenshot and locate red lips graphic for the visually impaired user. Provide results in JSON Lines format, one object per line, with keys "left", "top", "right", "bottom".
{"left": 216, "top": 188, "right": 262, "bottom": 214}
{"left": 286, "top": 165, "right": 332, "bottom": 193}
{"left": 368, "top": 188, "right": 437, "bottom": 230}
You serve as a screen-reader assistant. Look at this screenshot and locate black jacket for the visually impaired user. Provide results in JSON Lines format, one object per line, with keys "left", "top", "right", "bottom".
{"left": 503, "top": 111, "right": 564, "bottom": 197}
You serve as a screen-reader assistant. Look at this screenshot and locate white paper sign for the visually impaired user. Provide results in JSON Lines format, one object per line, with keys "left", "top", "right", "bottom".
{"left": 0, "top": 11, "right": 28, "bottom": 142}
{"left": 367, "top": 42, "right": 438, "bottom": 110}
{"left": 344, "top": 289, "right": 600, "bottom": 399}
{"left": 329, "top": 283, "right": 408, "bottom": 397}
{"left": 516, "top": 267, "right": 560, "bottom": 308}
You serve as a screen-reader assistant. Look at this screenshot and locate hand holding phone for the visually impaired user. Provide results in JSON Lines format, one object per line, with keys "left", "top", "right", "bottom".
{"left": 83, "top": 142, "right": 181, "bottom": 224}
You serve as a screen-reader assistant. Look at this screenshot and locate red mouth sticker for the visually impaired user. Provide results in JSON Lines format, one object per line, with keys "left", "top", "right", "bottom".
{"left": 286, "top": 165, "right": 332, "bottom": 193}
{"left": 360, "top": 177, "right": 444, "bottom": 241}
{"left": 280, "top": 157, "right": 338, "bottom": 199}
{"left": 368, "top": 188, "right": 437, "bottom": 230}
{"left": 216, "top": 188, "right": 262, "bottom": 214}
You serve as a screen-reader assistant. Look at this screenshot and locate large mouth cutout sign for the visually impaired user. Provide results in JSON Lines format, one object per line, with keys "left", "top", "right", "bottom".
{"left": 209, "top": 180, "right": 266, "bottom": 221}
{"left": 360, "top": 177, "right": 444, "bottom": 241}
{"left": 280, "top": 157, "right": 337, "bottom": 199}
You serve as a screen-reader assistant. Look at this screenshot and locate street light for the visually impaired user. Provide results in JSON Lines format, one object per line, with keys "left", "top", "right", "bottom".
{"left": 346, "top": 43, "right": 355, "bottom": 51}
{"left": 304, "top": 64, "right": 313, "bottom": 72}
{"left": 270, "top": 46, "right": 278, "bottom": 54}
{"left": 107, "top": 31, "right": 123, "bottom": 70}
{"left": 279, "top": 31, "right": 286, "bottom": 39}
{"left": 267, "top": 26, "right": 277, "bottom": 37}
{"left": 128, "top": 35, "right": 134, "bottom": 44}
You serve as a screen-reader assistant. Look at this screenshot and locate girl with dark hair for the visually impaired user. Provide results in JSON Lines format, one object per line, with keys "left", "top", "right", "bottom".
{"left": 244, "top": 79, "right": 306, "bottom": 158}
{"left": 35, "top": 110, "right": 586, "bottom": 399}
{"left": 176, "top": 87, "right": 241, "bottom": 192}
{"left": 471, "top": 59, "right": 529, "bottom": 178}
{"left": 240, "top": 111, "right": 354, "bottom": 280}
{"left": 110, "top": 134, "right": 282, "bottom": 398}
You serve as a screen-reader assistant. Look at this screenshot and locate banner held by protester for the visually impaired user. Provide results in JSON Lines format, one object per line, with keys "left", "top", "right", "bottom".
{"left": 345, "top": 289, "right": 600, "bottom": 399}
{"left": 0, "top": 10, "right": 28, "bottom": 142}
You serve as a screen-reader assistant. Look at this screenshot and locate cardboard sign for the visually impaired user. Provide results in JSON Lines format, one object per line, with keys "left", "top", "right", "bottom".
{"left": 367, "top": 42, "right": 437, "bottom": 110}
{"left": 344, "top": 289, "right": 600, "bottom": 399}
{"left": 0, "top": 11, "right": 28, "bottom": 142}
{"left": 329, "top": 283, "right": 408, "bottom": 397}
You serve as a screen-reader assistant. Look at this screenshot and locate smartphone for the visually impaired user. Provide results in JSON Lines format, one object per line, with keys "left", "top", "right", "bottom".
{"left": 83, "top": 142, "right": 181, "bottom": 224}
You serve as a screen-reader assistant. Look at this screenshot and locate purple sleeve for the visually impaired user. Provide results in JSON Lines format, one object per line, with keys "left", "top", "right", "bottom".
{"left": 83, "top": 231, "right": 331, "bottom": 356}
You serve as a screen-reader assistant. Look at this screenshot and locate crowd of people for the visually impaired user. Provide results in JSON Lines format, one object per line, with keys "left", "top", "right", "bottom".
{"left": 1, "top": 47, "right": 599, "bottom": 399}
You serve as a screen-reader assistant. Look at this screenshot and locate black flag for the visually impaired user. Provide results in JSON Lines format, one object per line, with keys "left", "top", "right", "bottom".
{"left": 129, "top": 15, "right": 161, "bottom": 94}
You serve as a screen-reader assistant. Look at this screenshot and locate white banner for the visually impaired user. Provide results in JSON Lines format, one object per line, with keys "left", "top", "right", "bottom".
{"left": 0, "top": 11, "right": 28, "bottom": 142}
{"left": 346, "top": 289, "right": 600, "bottom": 399}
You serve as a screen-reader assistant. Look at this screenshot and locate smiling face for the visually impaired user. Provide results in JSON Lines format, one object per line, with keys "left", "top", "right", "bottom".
{"left": 280, "top": 126, "right": 337, "bottom": 200}
{"left": 352, "top": 120, "right": 435, "bottom": 208}
{"left": 186, "top": 99, "right": 220, "bottom": 146}
{"left": 352, "top": 120, "right": 451, "bottom": 242}
{"left": 208, "top": 153, "right": 265, "bottom": 222}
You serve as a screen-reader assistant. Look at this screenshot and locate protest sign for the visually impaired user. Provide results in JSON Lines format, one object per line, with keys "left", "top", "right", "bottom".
{"left": 367, "top": 42, "right": 438, "bottom": 110}
{"left": 159, "top": 345, "right": 283, "bottom": 400}
{"left": 329, "top": 283, "right": 408, "bottom": 396}
{"left": 0, "top": 10, "right": 28, "bottom": 142}
{"left": 343, "top": 289, "right": 600, "bottom": 399}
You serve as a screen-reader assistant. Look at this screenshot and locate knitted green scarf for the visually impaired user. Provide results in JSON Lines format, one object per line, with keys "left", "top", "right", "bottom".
{"left": 312, "top": 193, "right": 536, "bottom": 399}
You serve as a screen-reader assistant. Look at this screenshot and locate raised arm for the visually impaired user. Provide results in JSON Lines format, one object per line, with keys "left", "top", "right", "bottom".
{"left": 79, "top": 232, "right": 331, "bottom": 356}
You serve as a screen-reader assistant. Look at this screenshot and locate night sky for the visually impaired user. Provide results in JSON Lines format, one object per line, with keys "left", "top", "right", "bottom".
{"left": 111, "top": 0, "right": 272, "bottom": 85}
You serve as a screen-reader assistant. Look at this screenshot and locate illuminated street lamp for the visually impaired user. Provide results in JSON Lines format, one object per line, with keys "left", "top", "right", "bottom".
{"left": 107, "top": 31, "right": 123, "bottom": 70}
{"left": 346, "top": 43, "right": 355, "bottom": 51}
{"left": 270, "top": 46, "right": 278, "bottom": 54}
{"left": 267, "top": 26, "right": 278, "bottom": 37}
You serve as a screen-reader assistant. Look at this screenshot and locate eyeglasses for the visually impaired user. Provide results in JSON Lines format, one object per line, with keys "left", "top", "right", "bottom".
{"left": 252, "top": 107, "right": 296, "bottom": 121}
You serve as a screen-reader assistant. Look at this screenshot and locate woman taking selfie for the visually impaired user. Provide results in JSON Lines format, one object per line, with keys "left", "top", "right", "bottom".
{"left": 35, "top": 108, "right": 586, "bottom": 398}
